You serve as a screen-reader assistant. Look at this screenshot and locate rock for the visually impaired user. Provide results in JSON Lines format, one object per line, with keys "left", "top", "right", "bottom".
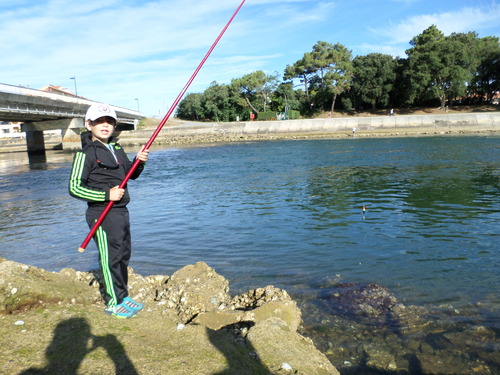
{"left": 281, "top": 362, "right": 293, "bottom": 371}
{"left": 192, "top": 310, "right": 246, "bottom": 330}
{"left": 128, "top": 269, "right": 167, "bottom": 302}
{"left": 247, "top": 317, "right": 340, "bottom": 375}
{"left": 390, "top": 303, "right": 430, "bottom": 335}
{"left": 158, "top": 261, "right": 231, "bottom": 323}
{"left": 325, "top": 283, "right": 400, "bottom": 319}
{"left": 0, "top": 260, "right": 98, "bottom": 313}
{"left": 194, "top": 300, "right": 302, "bottom": 332}
{"left": 321, "top": 282, "right": 433, "bottom": 336}
{"left": 243, "top": 300, "right": 302, "bottom": 332}
{"left": 415, "top": 349, "right": 492, "bottom": 375}
{"left": 0, "top": 257, "right": 341, "bottom": 374}
{"left": 231, "top": 285, "right": 293, "bottom": 309}
{"left": 363, "top": 343, "right": 398, "bottom": 373}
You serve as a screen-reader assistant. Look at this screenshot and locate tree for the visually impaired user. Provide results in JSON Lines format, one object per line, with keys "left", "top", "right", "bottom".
{"left": 284, "top": 41, "right": 353, "bottom": 113}
{"left": 231, "top": 71, "right": 280, "bottom": 114}
{"left": 271, "top": 82, "right": 302, "bottom": 112}
{"left": 352, "top": 53, "right": 397, "bottom": 109}
{"left": 470, "top": 36, "right": 500, "bottom": 102}
{"left": 283, "top": 52, "right": 316, "bottom": 106}
{"left": 177, "top": 83, "right": 244, "bottom": 122}
{"left": 176, "top": 93, "right": 204, "bottom": 120}
{"left": 405, "top": 25, "right": 473, "bottom": 108}
{"left": 315, "top": 42, "right": 353, "bottom": 112}
{"left": 202, "top": 82, "right": 233, "bottom": 122}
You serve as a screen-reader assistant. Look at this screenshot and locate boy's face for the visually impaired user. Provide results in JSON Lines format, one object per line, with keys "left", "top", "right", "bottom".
{"left": 86, "top": 116, "right": 116, "bottom": 143}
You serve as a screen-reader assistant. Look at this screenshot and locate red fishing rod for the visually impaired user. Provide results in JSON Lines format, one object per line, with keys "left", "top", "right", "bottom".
{"left": 78, "top": 0, "right": 246, "bottom": 253}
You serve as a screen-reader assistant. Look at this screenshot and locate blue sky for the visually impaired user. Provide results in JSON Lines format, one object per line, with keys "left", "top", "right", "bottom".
{"left": 1, "top": 0, "right": 499, "bottom": 117}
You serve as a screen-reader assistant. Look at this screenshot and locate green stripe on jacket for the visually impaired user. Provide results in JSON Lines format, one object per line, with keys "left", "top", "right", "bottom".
{"left": 69, "top": 152, "right": 106, "bottom": 201}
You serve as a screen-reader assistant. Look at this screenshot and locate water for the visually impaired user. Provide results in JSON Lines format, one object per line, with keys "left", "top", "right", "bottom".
{"left": 1, "top": 136, "right": 499, "bottom": 373}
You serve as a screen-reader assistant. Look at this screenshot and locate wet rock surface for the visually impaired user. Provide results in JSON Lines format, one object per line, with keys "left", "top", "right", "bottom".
{"left": 301, "top": 280, "right": 499, "bottom": 374}
{"left": 322, "top": 282, "right": 401, "bottom": 319}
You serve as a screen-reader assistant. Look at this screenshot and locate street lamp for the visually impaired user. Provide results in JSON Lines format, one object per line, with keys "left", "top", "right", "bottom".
{"left": 70, "top": 76, "right": 78, "bottom": 97}
{"left": 135, "top": 98, "right": 140, "bottom": 113}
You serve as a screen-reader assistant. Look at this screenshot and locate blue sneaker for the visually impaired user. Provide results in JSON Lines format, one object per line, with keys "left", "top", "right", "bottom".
{"left": 123, "top": 296, "right": 143, "bottom": 312}
{"left": 104, "top": 302, "right": 136, "bottom": 319}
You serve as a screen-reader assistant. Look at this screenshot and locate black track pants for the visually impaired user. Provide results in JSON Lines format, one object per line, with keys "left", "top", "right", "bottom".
{"left": 86, "top": 207, "right": 131, "bottom": 306}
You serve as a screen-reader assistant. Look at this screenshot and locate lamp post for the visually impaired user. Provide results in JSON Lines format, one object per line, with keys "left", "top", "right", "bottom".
{"left": 70, "top": 76, "right": 78, "bottom": 97}
{"left": 135, "top": 98, "right": 140, "bottom": 113}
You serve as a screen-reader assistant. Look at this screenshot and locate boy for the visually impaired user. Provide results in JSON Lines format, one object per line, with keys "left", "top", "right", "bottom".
{"left": 69, "top": 103, "right": 149, "bottom": 319}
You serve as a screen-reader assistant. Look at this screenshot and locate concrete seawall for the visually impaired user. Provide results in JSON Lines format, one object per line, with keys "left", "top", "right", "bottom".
{"left": 163, "top": 112, "right": 500, "bottom": 136}
{"left": 1, "top": 112, "right": 499, "bottom": 153}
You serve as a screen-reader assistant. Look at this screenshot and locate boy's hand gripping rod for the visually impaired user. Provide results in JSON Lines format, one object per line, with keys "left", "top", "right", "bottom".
{"left": 78, "top": 0, "right": 246, "bottom": 253}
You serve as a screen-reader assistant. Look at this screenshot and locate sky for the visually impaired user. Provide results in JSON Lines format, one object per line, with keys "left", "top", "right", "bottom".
{"left": 1, "top": 0, "right": 499, "bottom": 117}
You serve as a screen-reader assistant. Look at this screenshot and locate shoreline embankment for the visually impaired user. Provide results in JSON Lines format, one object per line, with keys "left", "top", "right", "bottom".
{"left": 1, "top": 112, "right": 499, "bottom": 153}
{"left": 118, "top": 111, "right": 500, "bottom": 147}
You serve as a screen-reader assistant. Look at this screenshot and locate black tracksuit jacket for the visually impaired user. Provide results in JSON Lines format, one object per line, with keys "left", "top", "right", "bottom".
{"left": 69, "top": 133, "right": 144, "bottom": 208}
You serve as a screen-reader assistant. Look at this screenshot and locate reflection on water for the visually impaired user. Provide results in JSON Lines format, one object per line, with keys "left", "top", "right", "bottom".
{"left": 0, "top": 137, "right": 499, "bottom": 374}
{"left": 0, "top": 150, "right": 75, "bottom": 173}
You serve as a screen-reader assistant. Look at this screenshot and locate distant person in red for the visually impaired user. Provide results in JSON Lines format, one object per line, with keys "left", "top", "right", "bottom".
{"left": 69, "top": 103, "right": 149, "bottom": 319}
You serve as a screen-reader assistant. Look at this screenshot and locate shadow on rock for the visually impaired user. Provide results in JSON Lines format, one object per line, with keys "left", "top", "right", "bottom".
{"left": 19, "top": 317, "right": 138, "bottom": 375}
{"left": 207, "top": 321, "right": 272, "bottom": 375}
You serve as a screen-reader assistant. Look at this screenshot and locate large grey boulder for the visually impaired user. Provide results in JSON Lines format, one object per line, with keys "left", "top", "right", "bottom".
{"left": 156, "top": 261, "right": 231, "bottom": 323}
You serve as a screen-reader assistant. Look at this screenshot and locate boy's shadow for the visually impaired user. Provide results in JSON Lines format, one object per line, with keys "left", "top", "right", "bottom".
{"left": 207, "top": 321, "right": 272, "bottom": 375}
{"left": 20, "top": 317, "right": 138, "bottom": 375}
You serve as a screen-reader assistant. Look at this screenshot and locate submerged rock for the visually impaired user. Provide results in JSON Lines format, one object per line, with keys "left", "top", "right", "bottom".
{"left": 310, "top": 279, "right": 498, "bottom": 374}
{"left": 323, "top": 282, "right": 400, "bottom": 319}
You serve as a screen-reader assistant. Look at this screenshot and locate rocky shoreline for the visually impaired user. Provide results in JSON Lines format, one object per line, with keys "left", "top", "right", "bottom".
{"left": 0, "top": 257, "right": 338, "bottom": 375}
{"left": 115, "top": 120, "right": 500, "bottom": 149}
{"left": 1, "top": 111, "right": 499, "bottom": 153}
{"left": 1, "top": 258, "right": 499, "bottom": 374}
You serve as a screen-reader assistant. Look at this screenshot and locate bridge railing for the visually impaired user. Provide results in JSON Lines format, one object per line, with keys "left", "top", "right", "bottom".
{"left": 0, "top": 83, "right": 142, "bottom": 118}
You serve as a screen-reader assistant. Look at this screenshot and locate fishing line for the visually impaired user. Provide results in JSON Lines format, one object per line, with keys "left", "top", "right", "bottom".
{"left": 78, "top": 0, "right": 247, "bottom": 252}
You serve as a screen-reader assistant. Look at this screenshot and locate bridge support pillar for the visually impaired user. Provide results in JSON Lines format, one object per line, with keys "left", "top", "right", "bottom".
{"left": 61, "top": 118, "right": 85, "bottom": 150}
{"left": 22, "top": 118, "right": 85, "bottom": 152}
{"left": 25, "top": 130, "right": 46, "bottom": 157}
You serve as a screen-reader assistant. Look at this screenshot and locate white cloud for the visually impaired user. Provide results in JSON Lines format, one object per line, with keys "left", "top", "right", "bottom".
{"left": 371, "top": 3, "right": 500, "bottom": 45}
{"left": 362, "top": 3, "right": 500, "bottom": 59}
{"left": 1, "top": 0, "right": 498, "bottom": 115}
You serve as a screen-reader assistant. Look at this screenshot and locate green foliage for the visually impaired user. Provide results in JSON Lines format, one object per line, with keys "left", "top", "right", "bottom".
{"left": 176, "top": 83, "right": 246, "bottom": 122}
{"left": 272, "top": 83, "right": 301, "bottom": 112}
{"left": 176, "top": 25, "right": 499, "bottom": 121}
{"left": 470, "top": 36, "right": 500, "bottom": 102}
{"left": 176, "top": 93, "right": 204, "bottom": 121}
{"left": 404, "top": 25, "right": 482, "bottom": 107}
{"left": 284, "top": 41, "right": 353, "bottom": 113}
{"left": 257, "top": 111, "right": 276, "bottom": 121}
{"left": 341, "top": 97, "right": 353, "bottom": 111}
{"left": 284, "top": 52, "right": 316, "bottom": 104}
{"left": 312, "top": 41, "right": 354, "bottom": 112}
{"left": 256, "top": 110, "right": 300, "bottom": 121}
{"left": 232, "top": 71, "right": 280, "bottom": 114}
{"left": 203, "top": 82, "right": 237, "bottom": 122}
{"left": 352, "top": 53, "right": 397, "bottom": 109}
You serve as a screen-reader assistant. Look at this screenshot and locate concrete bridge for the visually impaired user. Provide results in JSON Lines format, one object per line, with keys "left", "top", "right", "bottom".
{"left": 0, "top": 83, "right": 143, "bottom": 155}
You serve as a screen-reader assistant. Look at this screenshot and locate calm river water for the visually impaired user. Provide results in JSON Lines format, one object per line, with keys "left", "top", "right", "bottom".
{"left": 1, "top": 135, "right": 499, "bottom": 373}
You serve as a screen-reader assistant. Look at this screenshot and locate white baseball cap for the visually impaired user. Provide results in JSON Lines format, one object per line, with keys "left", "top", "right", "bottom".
{"left": 85, "top": 103, "right": 118, "bottom": 122}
